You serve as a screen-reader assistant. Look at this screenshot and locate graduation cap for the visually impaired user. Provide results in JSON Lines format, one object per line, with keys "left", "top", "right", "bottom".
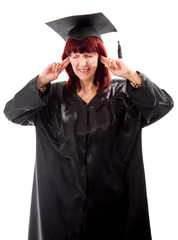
{"left": 46, "top": 12, "right": 117, "bottom": 42}
{"left": 46, "top": 12, "right": 122, "bottom": 58}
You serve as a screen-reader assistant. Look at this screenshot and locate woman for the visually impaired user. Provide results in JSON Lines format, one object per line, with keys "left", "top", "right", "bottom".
{"left": 4, "top": 13, "right": 173, "bottom": 240}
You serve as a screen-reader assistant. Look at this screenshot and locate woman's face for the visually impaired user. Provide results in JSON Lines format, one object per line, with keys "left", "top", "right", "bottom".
{"left": 69, "top": 52, "right": 99, "bottom": 82}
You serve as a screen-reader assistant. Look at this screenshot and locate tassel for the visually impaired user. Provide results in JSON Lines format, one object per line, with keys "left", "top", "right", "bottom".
{"left": 117, "top": 41, "right": 122, "bottom": 59}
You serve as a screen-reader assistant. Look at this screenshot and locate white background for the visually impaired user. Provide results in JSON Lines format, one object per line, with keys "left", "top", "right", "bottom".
{"left": 0, "top": 0, "right": 177, "bottom": 239}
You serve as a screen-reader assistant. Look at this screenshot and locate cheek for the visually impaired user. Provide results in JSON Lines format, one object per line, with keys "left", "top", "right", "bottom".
{"left": 89, "top": 58, "right": 98, "bottom": 69}
{"left": 69, "top": 60, "right": 77, "bottom": 71}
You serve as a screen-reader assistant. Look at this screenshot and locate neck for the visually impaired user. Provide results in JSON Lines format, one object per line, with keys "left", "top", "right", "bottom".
{"left": 78, "top": 78, "right": 96, "bottom": 95}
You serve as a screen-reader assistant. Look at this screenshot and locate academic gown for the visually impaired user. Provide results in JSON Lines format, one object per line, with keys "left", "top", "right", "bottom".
{"left": 4, "top": 73, "right": 173, "bottom": 240}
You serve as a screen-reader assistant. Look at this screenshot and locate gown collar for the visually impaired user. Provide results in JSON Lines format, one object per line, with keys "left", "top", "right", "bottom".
{"left": 71, "top": 90, "right": 102, "bottom": 107}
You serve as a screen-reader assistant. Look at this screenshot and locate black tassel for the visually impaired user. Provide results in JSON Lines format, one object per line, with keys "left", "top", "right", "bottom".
{"left": 117, "top": 41, "right": 122, "bottom": 59}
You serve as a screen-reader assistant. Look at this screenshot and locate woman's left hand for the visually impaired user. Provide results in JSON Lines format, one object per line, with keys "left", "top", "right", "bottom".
{"left": 100, "top": 56, "right": 134, "bottom": 79}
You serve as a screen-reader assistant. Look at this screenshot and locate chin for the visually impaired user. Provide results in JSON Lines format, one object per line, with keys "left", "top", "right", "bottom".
{"left": 78, "top": 72, "right": 95, "bottom": 82}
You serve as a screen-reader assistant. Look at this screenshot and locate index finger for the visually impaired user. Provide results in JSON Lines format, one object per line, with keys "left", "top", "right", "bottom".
{"left": 60, "top": 57, "right": 70, "bottom": 69}
{"left": 100, "top": 56, "right": 109, "bottom": 65}
{"left": 61, "top": 57, "right": 70, "bottom": 64}
{"left": 100, "top": 56, "right": 110, "bottom": 68}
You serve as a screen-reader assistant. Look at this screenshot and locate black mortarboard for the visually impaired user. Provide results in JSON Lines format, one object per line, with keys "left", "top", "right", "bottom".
{"left": 45, "top": 12, "right": 117, "bottom": 42}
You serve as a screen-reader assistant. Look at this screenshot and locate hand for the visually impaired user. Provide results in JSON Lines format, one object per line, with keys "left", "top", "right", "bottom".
{"left": 37, "top": 57, "right": 70, "bottom": 89}
{"left": 100, "top": 56, "right": 134, "bottom": 79}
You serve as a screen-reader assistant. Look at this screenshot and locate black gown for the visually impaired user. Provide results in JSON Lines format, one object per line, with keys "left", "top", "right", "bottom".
{"left": 4, "top": 73, "right": 173, "bottom": 240}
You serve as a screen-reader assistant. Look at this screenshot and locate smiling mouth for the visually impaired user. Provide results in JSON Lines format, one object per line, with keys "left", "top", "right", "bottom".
{"left": 78, "top": 69, "right": 90, "bottom": 73}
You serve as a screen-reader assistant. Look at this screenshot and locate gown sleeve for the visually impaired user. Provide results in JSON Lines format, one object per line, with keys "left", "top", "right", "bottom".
{"left": 122, "top": 74, "right": 174, "bottom": 238}
{"left": 3, "top": 76, "right": 51, "bottom": 126}
{"left": 127, "top": 72, "right": 174, "bottom": 127}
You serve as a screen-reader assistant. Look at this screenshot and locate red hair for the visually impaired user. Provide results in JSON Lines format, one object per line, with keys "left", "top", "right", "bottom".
{"left": 62, "top": 37, "right": 111, "bottom": 95}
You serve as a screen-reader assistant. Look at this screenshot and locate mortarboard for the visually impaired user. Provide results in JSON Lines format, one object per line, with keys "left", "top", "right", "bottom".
{"left": 46, "top": 12, "right": 122, "bottom": 58}
{"left": 45, "top": 12, "right": 117, "bottom": 42}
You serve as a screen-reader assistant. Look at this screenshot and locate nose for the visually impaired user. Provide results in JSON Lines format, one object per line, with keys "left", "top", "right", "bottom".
{"left": 79, "top": 57, "right": 87, "bottom": 67}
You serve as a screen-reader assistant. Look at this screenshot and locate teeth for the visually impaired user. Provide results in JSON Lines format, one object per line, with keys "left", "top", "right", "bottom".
{"left": 79, "top": 69, "right": 89, "bottom": 72}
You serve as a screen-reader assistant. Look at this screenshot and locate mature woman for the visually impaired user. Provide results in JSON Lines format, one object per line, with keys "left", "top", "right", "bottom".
{"left": 4, "top": 13, "right": 173, "bottom": 240}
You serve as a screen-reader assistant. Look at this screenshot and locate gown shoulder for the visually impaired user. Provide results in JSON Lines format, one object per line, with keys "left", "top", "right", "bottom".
{"left": 108, "top": 78, "right": 128, "bottom": 98}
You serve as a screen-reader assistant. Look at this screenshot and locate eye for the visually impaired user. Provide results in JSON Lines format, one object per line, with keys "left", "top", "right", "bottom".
{"left": 72, "top": 56, "right": 79, "bottom": 59}
{"left": 71, "top": 54, "right": 79, "bottom": 59}
{"left": 85, "top": 55, "right": 93, "bottom": 58}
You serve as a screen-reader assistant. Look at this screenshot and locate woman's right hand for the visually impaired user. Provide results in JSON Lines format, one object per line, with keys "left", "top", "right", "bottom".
{"left": 37, "top": 57, "right": 70, "bottom": 89}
